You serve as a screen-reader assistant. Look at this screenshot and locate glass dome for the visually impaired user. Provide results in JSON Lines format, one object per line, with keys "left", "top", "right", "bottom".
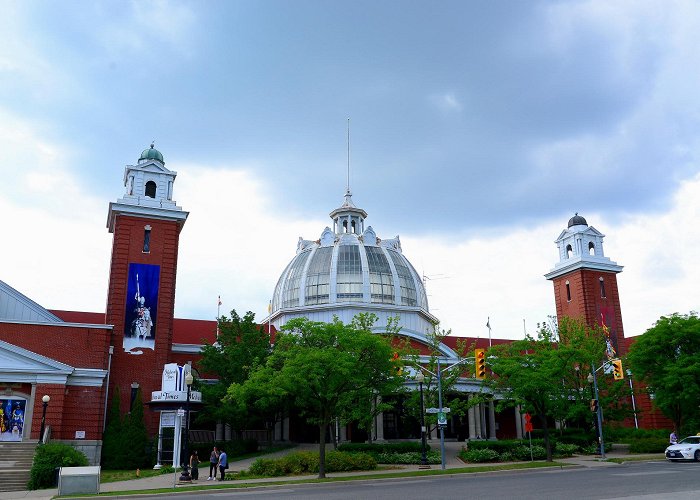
{"left": 271, "top": 193, "right": 429, "bottom": 314}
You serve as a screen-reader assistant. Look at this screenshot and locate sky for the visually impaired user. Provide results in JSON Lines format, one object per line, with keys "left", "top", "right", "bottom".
{"left": 1, "top": 0, "right": 699, "bottom": 340}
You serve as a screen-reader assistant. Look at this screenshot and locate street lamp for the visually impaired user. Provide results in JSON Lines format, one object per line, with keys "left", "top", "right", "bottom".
{"left": 587, "top": 367, "right": 606, "bottom": 459}
{"left": 38, "top": 395, "right": 50, "bottom": 445}
{"left": 415, "top": 372, "right": 429, "bottom": 468}
{"left": 179, "top": 372, "right": 194, "bottom": 482}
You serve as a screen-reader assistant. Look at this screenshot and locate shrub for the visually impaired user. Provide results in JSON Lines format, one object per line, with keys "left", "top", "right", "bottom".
{"left": 375, "top": 451, "right": 441, "bottom": 464}
{"left": 628, "top": 438, "right": 668, "bottom": 454}
{"left": 338, "top": 442, "right": 427, "bottom": 454}
{"left": 159, "top": 465, "right": 175, "bottom": 474}
{"left": 246, "top": 451, "right": 376, "bottom": 477}
{"left": 459, "top": 448, "right": 500, "bottom": 463}
{"left": 554, "top": 443, "right": 578, "bottom": 457}
{"left": 28, "top": 443, "right": 89, "bottom": 490}
{"left": 498, "top": 451, "right": 515, "bottom": 462}
{"left": 467, "top": 439, "right": 546, "bottom": 454}
{"left": 511, "top": 445, "right": 546, "bottom": 461}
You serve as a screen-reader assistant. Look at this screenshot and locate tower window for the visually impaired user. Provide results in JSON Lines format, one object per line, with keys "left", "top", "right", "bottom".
{"left": 342, "top": 220, "right": 348, "bottom": 233}
{"left": 566, "top": 244, "right": 573, "bottom": 259}
{"left": 143, "top": 225, "right": 151, "bottom": 253}
{"left": 589, "top": 242, "right": 595, "bottom": 255}
{"left": 565, "top": 280, "right": 571, "bottom": 302}
{"left": 599, "top": 277, "right": 606, "bottom": 298}
{"left": 351, "top": 220, "right": 356, "bottom": 233}
{"left": 145, "top": 181, "right": 157, "bottom": 198}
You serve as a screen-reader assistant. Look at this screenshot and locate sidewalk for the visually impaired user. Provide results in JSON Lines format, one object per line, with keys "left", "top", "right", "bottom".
{"left": 1, "top": 442, "right": 665, "bottom": 499}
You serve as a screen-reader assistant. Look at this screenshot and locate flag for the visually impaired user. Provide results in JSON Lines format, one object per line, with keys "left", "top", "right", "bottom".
{"left": 486, "top": 317, "right": 491, "bottom": 329}
{"left": 268, "top": 300, "right": 272, "bottom": 314}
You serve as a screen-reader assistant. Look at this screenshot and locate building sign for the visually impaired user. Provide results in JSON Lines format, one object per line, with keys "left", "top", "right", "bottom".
{"left": 0, "top": 398, "right": 26, "bottom": 442}
{"left": 161, "top": 363, "right": 179, "bottom": 392}
{"left": 75, "top": 431, "right": 85, "bottom": 439}
{"left": 161, "top": 412, "right": 175, "bottom": 427}
{"left": 123, "top": 263, "right": 160, "bottom": 354}
{"left": 151, "top": 391, "right": 202, "bottom": 403}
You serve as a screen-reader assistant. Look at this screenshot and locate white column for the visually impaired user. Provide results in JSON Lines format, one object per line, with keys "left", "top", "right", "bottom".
{"left": 488, "top": 401, "right": 497, "bottom": 440}
{"left": 154, "top": 412, "right": 164, "bottom": 469}
{"left": 172, "top": 412, "right": 182, "bottom": 467}
{"left": 474, "top": 403, "right": 482, "bottom": 439}
{"left": 514, "top": 406, "right": 523, "bottom": 439}
{"left": 374, "top": 396, "right": 385, "bottom": 441}
{"left": 215, "top": 422, "right": 224, "bottom": 441}
{"left": 224, "top": 423, "right": 232, "bottom": 441}
{"left": 339, "top": 422, "right": 347, "bottom": 442}
{"left": 480, "top": 404, "right": 487, "bottom": 438}
{"left": 468, "top": 398, "right": 477, "bottom": 439}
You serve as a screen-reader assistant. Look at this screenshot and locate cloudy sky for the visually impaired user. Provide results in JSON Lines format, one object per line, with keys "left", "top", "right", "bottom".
{"left": 1, "top": 0, "right": 699, "bottom": 340}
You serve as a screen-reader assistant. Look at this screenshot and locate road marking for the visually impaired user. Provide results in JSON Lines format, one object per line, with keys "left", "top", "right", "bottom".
{"left": 611, "top": 471, "right": 679, "bottom": 476}
{"left": 369, "top": 480, "right": 434, "bottom": 486}
{"left": 212, "top": 489, "right": 295, "bottom": 496}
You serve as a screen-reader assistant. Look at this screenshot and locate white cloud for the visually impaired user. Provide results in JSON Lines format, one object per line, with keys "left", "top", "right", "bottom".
{"left": 429, "top": 92, "right": 462, "bottom": 113}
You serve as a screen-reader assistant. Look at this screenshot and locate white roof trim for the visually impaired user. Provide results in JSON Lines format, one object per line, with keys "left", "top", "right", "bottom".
{"left": 0, "top": 279, "right": 63, "bottom": 323}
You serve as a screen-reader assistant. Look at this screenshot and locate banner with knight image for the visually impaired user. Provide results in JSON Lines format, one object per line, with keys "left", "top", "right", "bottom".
{"left": 123, "top": 263, "right": 160, "bottom": 354}
{"left": 0, "top": 399, "right": 26, "bottom": 441}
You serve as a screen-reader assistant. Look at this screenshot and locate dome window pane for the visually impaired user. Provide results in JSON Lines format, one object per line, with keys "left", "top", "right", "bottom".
{"left": 366, "top": 247, "right": 394, "bottom": 304}
{"left": 388, "top": 250, "right": 417, "bottom": 306}
{"left": 282, "top": 250, "right": 311, "bottom": 308}
{"left": 305, "top": 247, "right": 333, "bottom": 305}
{"left": 337, "top": 245, "right": 363, "bottom": 302}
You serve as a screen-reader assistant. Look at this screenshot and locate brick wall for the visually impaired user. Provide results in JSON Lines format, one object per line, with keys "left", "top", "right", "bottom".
{"left": 105, "top": 214, "right": 183, "bottom": 435}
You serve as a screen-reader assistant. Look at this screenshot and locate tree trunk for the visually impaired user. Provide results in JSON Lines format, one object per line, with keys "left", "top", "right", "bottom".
{"left": 539, "top": 412, "right": 552, "bottom": 462}
{"left": 318, "top": 422, "right": 327, "bottom": 479}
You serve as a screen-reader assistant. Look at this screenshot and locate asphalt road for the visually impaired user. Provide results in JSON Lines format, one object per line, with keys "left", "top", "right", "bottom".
{"left": 127, "top": 461, "right": 700, "bottom": 500}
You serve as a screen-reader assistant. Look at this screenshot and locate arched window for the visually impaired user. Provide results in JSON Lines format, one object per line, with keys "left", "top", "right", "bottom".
{"left": 566, "top": 244, "right": 573, "bottom": 259}
{"left": 342, "top": 220, "right": 348, "bottom": 233}
{"left": 351, "top": 220, "right": 356, "bottom": 234}
{"left": 566, "top": 280, "right": 571, "bottom": 302}
{"left": 589, "top": 242, "right": 595, "bottom": 256}
{"left": 599, "top": 277, "right": 606, "bottom": 298}
{"left": 145, "top": 181, "right": 157, "bottom": 198}
{"left": 143, "top": 225, "right": 151, "bottom": 253}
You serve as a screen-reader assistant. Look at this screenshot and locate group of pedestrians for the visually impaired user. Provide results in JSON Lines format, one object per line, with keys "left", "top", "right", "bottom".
{"left": 186, "top": 446, "right": 228, "bottom": 481}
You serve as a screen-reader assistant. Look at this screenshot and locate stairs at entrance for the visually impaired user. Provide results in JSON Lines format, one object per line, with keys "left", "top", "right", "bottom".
{"left": 0, "top": 441, "right": 37, "bottom": 492}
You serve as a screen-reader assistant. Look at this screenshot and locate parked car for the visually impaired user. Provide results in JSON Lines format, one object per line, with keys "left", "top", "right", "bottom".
{"left": 665, "top": 436, "right": 700, "bottom": 461}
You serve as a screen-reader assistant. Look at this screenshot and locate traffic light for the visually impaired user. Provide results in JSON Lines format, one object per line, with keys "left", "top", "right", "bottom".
{"left": 475, "top": 348, "right": 486, "bottom": 379}
{"left": 590, "top": 399, "right": 598, "bottom": 412}
{"left": 612, "top": 359, "right": 624, "bottom": 380}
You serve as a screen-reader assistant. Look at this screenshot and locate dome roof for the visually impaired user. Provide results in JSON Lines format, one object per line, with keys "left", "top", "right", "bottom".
{"left": 271, "top": 194, "right": 429, "bottom": 315}
{"left": 139, "top": 144, "right": 165, "bottom": 164}
{"left": 567, "top": 213, "right": 588, "bottom": 228}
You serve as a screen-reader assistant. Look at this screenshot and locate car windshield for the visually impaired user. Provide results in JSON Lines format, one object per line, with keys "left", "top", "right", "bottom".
{"left": 679, "top": 437, "right": 700, "bottom": 444}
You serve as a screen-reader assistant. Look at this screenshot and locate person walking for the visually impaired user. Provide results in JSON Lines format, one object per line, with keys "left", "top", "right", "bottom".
{"left": 207, "top": 446, "right": 219, "bottom": 480}
{"left": 217, "top": 448, "right": 228, "bottom": 481}
{"left": 670, "top": 430, "right": 679, "bottom": 445}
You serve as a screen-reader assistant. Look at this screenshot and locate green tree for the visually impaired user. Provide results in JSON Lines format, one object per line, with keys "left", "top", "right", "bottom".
{"left": 101, "top": 387, "right": 124, "bottom": 469}
{"left": 228, "top": 314, "right": 404, "bottom": 478}
{"left": 487, "top": 317, "right": 607, "bottom": 461}
{"left": 121, "top": 388, "right": 150, "bottom": 469}
{"left": 198, "top": 310, "right": 271, "bottom": 430}
{"left": 627, "top": 312, "right": 700, "bottom": 434}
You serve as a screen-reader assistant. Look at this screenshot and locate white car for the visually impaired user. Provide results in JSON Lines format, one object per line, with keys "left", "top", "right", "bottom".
{"left": 665, "top": 436, "right": 700, "bottom": 461}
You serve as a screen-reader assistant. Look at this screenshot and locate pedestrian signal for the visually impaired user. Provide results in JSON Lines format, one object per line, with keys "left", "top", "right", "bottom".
{"left": 524, "top": 412, "right": 533, "bottom": 433}
{"left": 391, "top": 352, "right": 403, "bottom": 376}
{"left": 611, "top": 359, "right": 624, "bottom": 380}
{"left": 475, "top": 349, "right": 486, "bottom": 379}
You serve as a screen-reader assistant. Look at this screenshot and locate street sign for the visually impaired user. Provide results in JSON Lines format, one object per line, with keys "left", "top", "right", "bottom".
{"left": 524, "top": 412, "right": 533, "bottom": 433}
{"left": 437, "top": 412, "right": 447, "bottom": 425}
{"left": 177, "top": 409, "right": 185, "bottom": 417}
{"left": 426, "top": 407, "right": 450, "bottom": 414}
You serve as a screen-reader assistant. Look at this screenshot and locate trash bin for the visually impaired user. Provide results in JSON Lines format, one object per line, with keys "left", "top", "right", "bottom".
{"left": 57, "top": 466, "right": 101, "bottom": 495}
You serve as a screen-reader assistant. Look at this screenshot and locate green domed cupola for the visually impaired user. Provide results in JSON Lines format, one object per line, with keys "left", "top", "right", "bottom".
{"left": 139, "top": 143, "right": 165, "bottom": 164}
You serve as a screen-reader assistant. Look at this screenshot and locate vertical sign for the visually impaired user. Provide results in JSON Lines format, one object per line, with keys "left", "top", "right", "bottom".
{"left": 123, "top": 263, "right": 160, "bottom": 354}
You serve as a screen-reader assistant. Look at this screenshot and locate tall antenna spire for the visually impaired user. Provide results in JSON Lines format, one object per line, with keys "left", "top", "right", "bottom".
{"left": 346, "top": 118, "right": 351, "bottom": 195}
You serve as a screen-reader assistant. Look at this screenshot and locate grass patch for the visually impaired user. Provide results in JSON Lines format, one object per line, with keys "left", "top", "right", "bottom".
{"left": 606, "top": 455, "right": 665, "bottom": 464}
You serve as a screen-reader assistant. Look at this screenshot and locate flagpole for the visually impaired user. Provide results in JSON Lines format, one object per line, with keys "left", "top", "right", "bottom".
{"left": 216, "top": 296, "right": 222, "bottom": 340}
{"left": 486, "top": 317, "right": 492, "bottom": 348}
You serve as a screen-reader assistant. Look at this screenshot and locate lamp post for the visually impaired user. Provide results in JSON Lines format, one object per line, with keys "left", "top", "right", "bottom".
{"left": 179, "top": 372, "right": 194, "bottom": 482}
{"left": 587, "top": 367, "right": 606, "bottom": 459}
{"left": 415, "top": 372, "right": 428, "bottom": 468}
{"left": 38, "top": 395, "right": 50, "bottom": 445}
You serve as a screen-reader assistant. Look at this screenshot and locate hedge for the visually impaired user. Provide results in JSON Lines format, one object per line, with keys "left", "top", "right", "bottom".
{"left": 337, "top": 442, "right": 427, "bottom": 454}
{"left": 28, "top": 443, "right": 89, "bottom": 490}
{"left": 245, "top": 451, "right": 376, "bottom": 477}
{"left": 628, "top": 438, "right": 668, "bottom": 454}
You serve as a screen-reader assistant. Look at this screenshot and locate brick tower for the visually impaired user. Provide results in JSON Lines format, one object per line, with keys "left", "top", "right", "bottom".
{"left": 105, "top": 145, "right": 188, "bottom": 433}
{"left": 544, "top": 214, "right": 626, "bottom": 354}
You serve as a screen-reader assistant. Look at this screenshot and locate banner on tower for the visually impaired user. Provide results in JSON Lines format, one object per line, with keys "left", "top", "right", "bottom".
{"left": 123, "top": 263, "right": 160, "bottom": 354}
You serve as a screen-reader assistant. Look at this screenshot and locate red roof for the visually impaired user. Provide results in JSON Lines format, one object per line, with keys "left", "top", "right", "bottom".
{"left": 172, "top": 318, "right": 217, "bottom": 344}
{"left": 49, "top": 310, "right": 106, "bottom": 324}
